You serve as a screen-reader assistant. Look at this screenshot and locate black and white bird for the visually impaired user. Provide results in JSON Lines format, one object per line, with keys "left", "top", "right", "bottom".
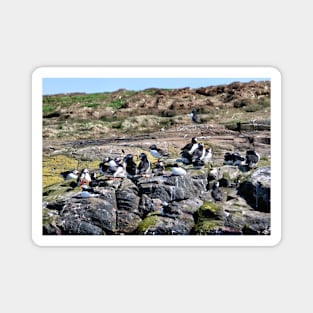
{"left": 77, "top": 168, "right": 92, "bottom": 187}
{"left": 211, "top": 181, "right": 223, "bottom": 202}
{"left": 223, "top": 152, "right": 245, "bottom": 166}
{"left": 181, "top": 137, "right": 198, "bottom": 155}
{"left": 152, "top": 160, "right": 165, "bottom": 176}
{"left": 189, "top": 108, "right": 201, "bottom": 123}
{"left": 113, "top": 163, "right": 127, "bottom": 178}
{"left": 179, "top": 137, "right": 199, "bottom": 165}
{"left": 99, "top": 156, "right": 122, "bottom": 176}
{"left": 99, "top": 157, "right": 111, "bottom": 175}
{"left": 137, "top": 152, "right": 151, "bottom": 175}
{"left": 180, "top": 149, "right": 193, "bottom": 165}
{"left": 60, "top": 169, "right": 80, "bottom": 180}
{"left": 192, "top": 143, "right": 206, "bottom": 166}
{"left": 245, "top": 150, "right": 260, "bottom": 169}
{"left": 171, "top": 164, "right": 187, "bottom": 176}
{"left": 149, "top": 144, "right": 169, "bottom": 160}
{"left": 123, "top": 153, "right": 137, "bottom": 176}
{"left": 201, "top": 147, "right": 213, "bottom": 165}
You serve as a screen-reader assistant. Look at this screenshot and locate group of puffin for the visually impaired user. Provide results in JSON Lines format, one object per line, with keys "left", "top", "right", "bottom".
{"left": 61, "top": 136, "right": 260, "bottom": 186}
{"left": 179, "top": 137, "right": 212, "bottom": 167}
{"left": 59, "top": 108, "right": 262, "bottom": 202}
{"left": 99, "top": 152, "right": 153, "bottom": 179}
{"left": 223, "top": 150, "right": 260, "bottom": 169}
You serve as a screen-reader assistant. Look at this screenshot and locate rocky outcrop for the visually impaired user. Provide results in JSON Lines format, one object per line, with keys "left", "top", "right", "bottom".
{"left": 43, "top": 165, "right": 271, "bottom": 236}
{"left": 238, "top": 167, "right": 271, "bottom": 212}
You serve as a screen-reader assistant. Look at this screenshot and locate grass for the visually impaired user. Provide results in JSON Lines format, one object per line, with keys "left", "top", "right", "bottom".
{"left": 43, "top": 93, "right": 110, "bottom": 108}
{"left": 42, "top": 154, "right": 100, "bottom": 188}
{"left": 107, "top": 99, "right": 125, "bottom": 110}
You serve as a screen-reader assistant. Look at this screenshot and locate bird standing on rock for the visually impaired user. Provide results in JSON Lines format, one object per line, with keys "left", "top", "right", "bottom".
{"left": 179, "top": 137, "right": 199, "bottom": 165}
{"left": 245, "top": 150, "right": 260, "bottom": 169}
{"left": 137, "top": 152, "right": 151, "bottom": 175}
{"left": 181, "top": 137, "right": 198, "bottom": 155}
{"left": 123, "top": 153, "right": 137, "bottom": 176}
{"left": 201, "top": 147, "right": 213, "bottom": 165}
{"left": 149, "top": 144, "right": 169, "bottom": 160}
{"left": 192, "top": 143, "right": 205, "bottom": 166}
{"left": 77, "top": 168, "right": 92, "bottom": 187}
{"left": 99, "top": 156, "right": 123, "bottom": 177}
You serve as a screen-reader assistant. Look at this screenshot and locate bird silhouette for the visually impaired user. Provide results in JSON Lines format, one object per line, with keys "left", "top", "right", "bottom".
{"left": 189, "top": 108, "right": 201, "bottom": 123}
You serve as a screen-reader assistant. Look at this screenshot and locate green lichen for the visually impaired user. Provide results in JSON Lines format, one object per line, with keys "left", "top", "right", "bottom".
{"left": 193, "top": 202, "right": 225, "bottom": 234}
{"left": 197, "top": 201, "right": 223, "bottom": 220}
{"left": 137, "top": 215, "right": 158, "bottom": 233}
{"left": 193, "top": 220, "right": 223, "bottom": 234}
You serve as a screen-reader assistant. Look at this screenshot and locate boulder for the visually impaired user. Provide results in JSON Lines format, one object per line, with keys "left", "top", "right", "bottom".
{"left": 138, "top": 171, "right": 208, "bottom": 203}
{"left": 137, "top": 213, "right": 194, "bottom": 235}
{"left": 238, "top": 167, "right": 271, "bottom": 212}
{"left": 115, "top": 178, "right": 142, "bottom": 233}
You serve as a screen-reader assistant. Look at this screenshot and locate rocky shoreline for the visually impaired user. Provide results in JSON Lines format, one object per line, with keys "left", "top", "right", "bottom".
{"left": 43, "top": 161, "right": 271, "bottom": 236}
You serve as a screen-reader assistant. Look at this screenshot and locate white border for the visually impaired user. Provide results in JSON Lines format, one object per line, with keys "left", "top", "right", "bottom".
{"left": 32, "top": 66, "right": 281, "bottom": 246}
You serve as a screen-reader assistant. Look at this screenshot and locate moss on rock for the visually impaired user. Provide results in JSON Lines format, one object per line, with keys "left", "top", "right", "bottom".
{"left": 136, "top": 215, "right": 158, "bottom": 233}
{"left": 193, "top": 220, "right": 224, "bottom": 234}
{"left": 196, "top": 201, "right": 224, "bottom": 220}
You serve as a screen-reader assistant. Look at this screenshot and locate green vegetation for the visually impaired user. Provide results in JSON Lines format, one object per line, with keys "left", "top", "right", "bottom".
{"left": 193, "top": 220, "right": 223, "bottom": 234}
{"left": 245, "top": 97, "right": 270, "bottom": 112}
{"left": 142, "top": 88, "right": 157, "bottom": 95}
{"left": 193, "top": 202, "right": 225, "bottom": 234}
{"left": 258, "top": 156, "right": 271, "bottom": 167}
{"left": 107, "top": 99, "right": 125, "bottom": 110}
{"left": 43, "top": 93, "right": 110, "bottom": 109}
{"left": 43, "top": 104, "right": 55, "bottom": 113}
{"left": 42, "top": 154, "right": 100, "bottom": 188}
{"left": 137, "top": 215, "right": 157, "bottom": 233}
{"left": 196, "top": 202, "right": 224, "bottom": 220}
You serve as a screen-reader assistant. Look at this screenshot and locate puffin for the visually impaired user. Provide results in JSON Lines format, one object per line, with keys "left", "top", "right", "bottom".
{"left": 60, "top": 169, "right": 79, "bottom": 180}
{"left": 149, "top": 144, "right": 170, "bottom": 160}
{"left": 152, "top": 160, "right": 165, "bottom": 176}
{"left": 211, "top": 181, "right": 223, "bottom": 202}
{"left": 171, "top": 164, "right": 187, "bottom": 176}
{"left": 181, "top": 137, "right": 198, "bottom": 155}
{"left": 113, "top": 163, "right": 127, "bottom": 178}
{"left": 77, "top": 168, "right": 92, "bottom": 187}
{"left": 108, "top": 157, "right": 121, "bottom": 173}
{"left": 137, "top": 152, "right": 151, "bottom": 175}
{"left": 201, "top": 147, "right": 213, "bottom": 164}
{"left": 180, "top": 149, "right": 193, "bottom": 165}
{"left": 123, "top": 153, "right": 137, "bottom": 176}
{"left": 223, "top": 152, "right": 245, "bottom": 166}
{"left": 189, "top": 108, "right": 201, "bottom": 123}
{"left": 192, "top": 143, "right": 206, "bottom": 166}
{"left": 245, "top": 150, "right": 260, "bottom": 169}
{"left": 99, "top": 157, "right": 111, "bottom": 175}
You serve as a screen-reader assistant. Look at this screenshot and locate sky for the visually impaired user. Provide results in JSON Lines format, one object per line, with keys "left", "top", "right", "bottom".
{"left": 42, "top": 77, "right": 269, "bottom": 95}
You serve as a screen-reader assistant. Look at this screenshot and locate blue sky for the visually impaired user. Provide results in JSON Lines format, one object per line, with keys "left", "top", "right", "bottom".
{"left": 43, "top": 77, "right": 269, "bottom": 95}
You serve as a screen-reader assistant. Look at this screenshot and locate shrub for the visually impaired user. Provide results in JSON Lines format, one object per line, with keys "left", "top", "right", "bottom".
{"left": 43, "top": 104, "right": 55, "bottom": 113}
{"left": 107, "top": 99, "right": 125, "bottom": 110}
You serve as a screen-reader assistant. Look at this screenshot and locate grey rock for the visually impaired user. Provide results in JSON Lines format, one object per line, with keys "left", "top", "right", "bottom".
{"left": 238, "top": 166, "right": 271, "bottom": 212}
